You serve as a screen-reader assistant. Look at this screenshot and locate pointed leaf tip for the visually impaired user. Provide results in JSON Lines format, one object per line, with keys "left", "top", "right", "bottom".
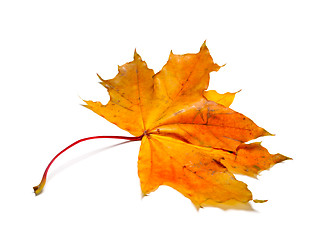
{"left": 96, "top": 73, "right": 104, "bottom": 81}
{"left": 134, "top": 49, "right": 141, "bottom": 60}
{"left": 274, "top": 154, "right": 292, "bottom": 163}
{"left": 253, "top": 199, "right": 268, "bottom": 203}
{"left": 265, "top": 130, "right": 275, "bottom": 137}
{"left": 200, "top": 41, "right": 208, "bottom": 51}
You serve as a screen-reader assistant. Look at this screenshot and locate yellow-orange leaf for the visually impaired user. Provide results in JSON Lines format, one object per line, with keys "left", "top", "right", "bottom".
{"left": 84, "top": 43, "right": 289, "bottom": 208}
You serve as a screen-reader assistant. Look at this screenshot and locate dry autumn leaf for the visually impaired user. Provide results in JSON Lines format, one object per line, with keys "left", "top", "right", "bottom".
{"left": 34, "top": 42, "right": 290, "bottom": 209}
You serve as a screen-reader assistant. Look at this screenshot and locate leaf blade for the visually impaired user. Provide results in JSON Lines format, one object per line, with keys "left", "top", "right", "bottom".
{"left": 138, "top": 135, "right": 253, "bottom": 208}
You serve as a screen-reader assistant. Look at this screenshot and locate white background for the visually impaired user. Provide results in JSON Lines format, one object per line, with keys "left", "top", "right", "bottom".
{"left": 1, "top": 0, "right": 314, "bottom": 239}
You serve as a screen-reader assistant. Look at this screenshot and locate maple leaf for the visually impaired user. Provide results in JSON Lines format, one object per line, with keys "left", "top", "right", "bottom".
{"left": 83, "top": 43, "right": 290, "bottom": 208}
{"left": 34, "top": 42, "right": 290, "bottom": 209}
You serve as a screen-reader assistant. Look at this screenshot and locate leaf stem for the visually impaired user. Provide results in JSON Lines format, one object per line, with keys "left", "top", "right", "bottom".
{"left": 33, "top": 135, "right": 143, "bottom": 195}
